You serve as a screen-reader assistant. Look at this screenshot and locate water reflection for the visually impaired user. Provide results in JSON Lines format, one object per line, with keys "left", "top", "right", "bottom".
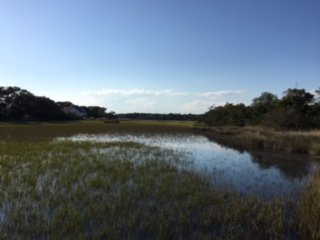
{"left": 57, "top": 133, "right": 319, "bottom": 199}
{"left": 250, "top": 152, "right": 312, "bottom": 179}
{"left": 203, "top": 134, "right": 313, "bottom": 180}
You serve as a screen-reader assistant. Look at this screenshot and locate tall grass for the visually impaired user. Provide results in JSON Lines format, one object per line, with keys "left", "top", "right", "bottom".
{"left": 0, "top": 141, "right": 297, "bottom": 239}
{"left": 0, "top": 121, "right": 319, "bottom": 239}
{"left": 299, "top": 172, "right": 320, "bottom": 240}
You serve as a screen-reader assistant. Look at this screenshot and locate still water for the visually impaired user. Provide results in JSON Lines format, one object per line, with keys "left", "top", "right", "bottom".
{"left": 58, "top": 133, "right": 319, "bottom": 199}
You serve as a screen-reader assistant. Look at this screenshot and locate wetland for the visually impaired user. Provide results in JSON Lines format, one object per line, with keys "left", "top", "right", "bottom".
{"left": 0, "top": 120, "right": 319, "bottom": 239}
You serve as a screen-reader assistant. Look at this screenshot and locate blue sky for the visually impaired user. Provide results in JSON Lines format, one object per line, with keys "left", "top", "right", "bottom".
{"left": 0, "top": 0, "right": 319, "bottom": 113}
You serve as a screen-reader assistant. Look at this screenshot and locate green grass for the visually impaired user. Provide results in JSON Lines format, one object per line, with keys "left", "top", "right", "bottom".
{"left": 0, "top": 140, "right": 298, "bottom": 239}
{"left": 0, "top": 120, "right": 194, "bottom": 142}
{"left": 3, "top": 120, "right": 319, "bottom": 156}
{"left": 0, "top": 121, "right": 319, "bottom": 239}
{"left": 123, "top": 119, "right": 195, "bottom": 127}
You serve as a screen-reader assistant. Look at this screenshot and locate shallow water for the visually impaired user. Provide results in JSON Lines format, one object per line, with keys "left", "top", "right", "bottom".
{"left": 58, "top": 133, "right": 319, "bottom": 199}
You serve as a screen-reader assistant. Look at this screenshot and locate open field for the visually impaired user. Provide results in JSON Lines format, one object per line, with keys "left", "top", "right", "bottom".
{"left": 195, "top": 124, "right": 320, "bottom": 157}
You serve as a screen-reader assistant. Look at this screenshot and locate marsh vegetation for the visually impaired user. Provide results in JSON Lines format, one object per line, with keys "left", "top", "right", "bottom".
{"left": 0, "top": 121, "right": 319, "bottom": 239}
{"left": 195, "top": 125, "right": 320, "bottom": 156}
{"left": 0, "top": 141, "right": 294, "bottom": 239}
{"left": 59, "top": 132, "right": 319, "bottom": 199}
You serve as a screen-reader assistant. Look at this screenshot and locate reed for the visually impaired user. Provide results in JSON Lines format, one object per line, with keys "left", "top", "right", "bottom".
{"left": 298, "top": 172, "right": 320, "bottom": 240}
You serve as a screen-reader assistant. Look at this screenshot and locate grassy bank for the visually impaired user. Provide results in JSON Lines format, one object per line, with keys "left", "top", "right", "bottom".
{"left": 0, "top": 120, "right": 194, "bottom": 142}
{"left": 195, "top": 125, "right": 320, "bottom": 157}
{"left": 0, "top": 140, "right": 319, "bottom": 239}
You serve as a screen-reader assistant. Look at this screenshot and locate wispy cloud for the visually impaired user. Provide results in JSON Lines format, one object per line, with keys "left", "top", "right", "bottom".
{"left": 76, "top": 88, "right": 247, "bottom": 114}
{"left": 181, "top": 100, "right": 211, "bottom": 113}
{"left": 83, "top": 88, "right": 245, "bottom": 99}
{"left": 34, "top": 88, "right": 247, "bottom": 114}
{"left": 125, "top": 97, "right": 155, "bottom": 109}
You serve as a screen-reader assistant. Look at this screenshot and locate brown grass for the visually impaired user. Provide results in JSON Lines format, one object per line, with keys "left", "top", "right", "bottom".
{"left": 0, "top": 120, "right": 194, "bottom": 142}
{"left": 298, "top": 172, "right": 320, "bottom": 239}
{"left": 195, "top": 125, "right": 320, "bottom": 157}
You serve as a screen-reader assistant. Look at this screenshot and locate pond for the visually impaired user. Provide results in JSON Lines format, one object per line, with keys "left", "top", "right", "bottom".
{"left": 58, "top": 133, "right": 319, "bottom": 200}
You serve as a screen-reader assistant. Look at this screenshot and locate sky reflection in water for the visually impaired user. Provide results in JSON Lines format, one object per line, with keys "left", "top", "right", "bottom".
{"left": 58, "top": 133, "right": 319, "bottom": 199}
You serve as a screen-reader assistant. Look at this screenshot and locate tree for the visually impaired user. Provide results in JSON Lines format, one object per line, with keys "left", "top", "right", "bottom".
{"left": 263, "top": 108, "right": 303, "bottom": 130}
{"left": 277, "top": 88, "right": 315, "bottom": 129}
{"left": 251, "top": 92, "right": 279, "bottom": 124}
{"left": 105, "top": 111, "right": 116, "bottom": 119}
{"left": 203, "top": 103, "right": 250, "bottom": 126}
{"left": 315, "top": 88, "right": 320, "bottom": 104}
{"left": 312, "top": 88, "right": 320, "bottom": 126}
{"left": 83, "top": 106, "right": 107, "bottom": 118}
{"left": 0, "top": 86, "right": 111, "bottom": 121}
{"left": 203, "top": 88, "right": 320, "bottom": 129}
{"left": 280, "top": 88, "right": 314, "bottom": 110}
{"left": 252, "top": 92, "right": 279, "bottom": 109}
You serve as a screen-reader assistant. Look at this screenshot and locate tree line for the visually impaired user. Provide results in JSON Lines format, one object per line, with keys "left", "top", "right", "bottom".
{"left": 0, "top": 87, "right": 108, "bottom": 121}
{"left": 202, "top": 88, "right": 320, "bottom": 130}
{"left": 0, "top": 86, "right": 200, "bottom": 122}
{"left": 116, "top": 113, "right": 202, "bottom": 121}
{"left": 2, "top": 86, "right": 320, "bottom": 129}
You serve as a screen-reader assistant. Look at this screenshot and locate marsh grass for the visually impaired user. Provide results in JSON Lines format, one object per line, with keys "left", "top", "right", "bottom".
{"left": 299, "top": 172, "right": 320, "bottom": 240}
{"left": 0, "top": 120, "right": 194, "bottom": 142}
{"left": 196, "top": 125, "right": 320, "bottom": 156}
{"left": 0, "top": 121, "right": 319, "bottom": 239}
{"left": 0, "top": 141, "right": 299, "bottom": 239}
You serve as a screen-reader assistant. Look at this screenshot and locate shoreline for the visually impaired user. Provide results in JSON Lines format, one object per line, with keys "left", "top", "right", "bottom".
{"left": 194, "top": 124, "right": 320, "bottom": 157}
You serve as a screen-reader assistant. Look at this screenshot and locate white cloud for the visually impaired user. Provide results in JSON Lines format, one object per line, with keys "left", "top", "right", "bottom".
{"left": 82, "top": 88, "right": 245, "bottom": 99}
{"left": 35, "top": 88, "right": 247, "bottom": 114}
{"left": 125, "top": 97, "right": 155, "bottom": 109}
{"left": 199, "top": 90, "right": 245, "bottom": 99}
{"left": 83, "top": 89, "right": 184, "bottom": 97}
{"left": 181, "top": 100, "right": 211, "bottom": 114}
{"left": 74, "top": 88, "right": 247, "bottom": 113}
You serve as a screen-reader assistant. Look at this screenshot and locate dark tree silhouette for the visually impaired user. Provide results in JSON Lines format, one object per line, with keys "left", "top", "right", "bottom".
{"left": 203, "top": 88, "right": 320, "bottom": 130}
